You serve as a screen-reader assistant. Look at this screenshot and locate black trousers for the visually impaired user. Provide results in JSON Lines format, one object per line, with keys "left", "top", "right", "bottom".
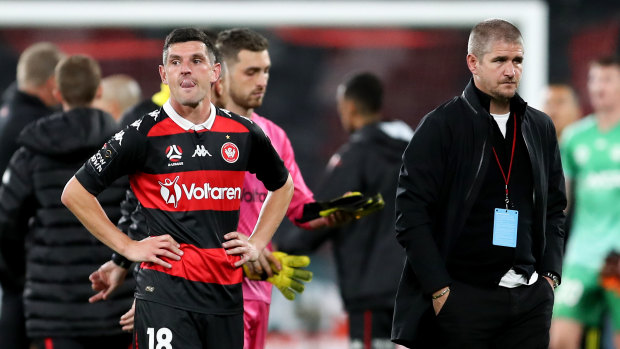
{"left": 0, "top": 289, "right": 27, "bottom": 349}
{"left": 433, "top": 277, "right": 554, "bottom": 349}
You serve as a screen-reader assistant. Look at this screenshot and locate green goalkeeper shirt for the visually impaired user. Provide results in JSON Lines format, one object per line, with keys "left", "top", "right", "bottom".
{"left": 561, "top": 114, "right": 620, "bottom": 270}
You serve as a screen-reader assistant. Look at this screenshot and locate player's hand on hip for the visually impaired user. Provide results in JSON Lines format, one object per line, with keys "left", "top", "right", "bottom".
{"left": 222, "top": 232, "right": 260, "bottom": 267}
{"left": 88, "top": 260, "right": 129, "bottom": 303}
{"left": 125, "top": 234, "right": 183, "bottom": 269}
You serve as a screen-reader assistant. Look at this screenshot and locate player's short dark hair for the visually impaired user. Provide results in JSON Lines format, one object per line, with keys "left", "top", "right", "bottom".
{"left": 468, "top": 19, "right": 523, "bottom": 58}
{"left": 215, "top": 28, "right": 269, "bottom": 64}
{"left": 162, "top": 27, "right": 217, "bottom": 65}
{"left": 590, "top": 56, "right": 620, "bottom": 70}
{"left": 342, "top": 72, "right": 383, "bottom": 115}
{"left": 55, "top": 55, "right": 101, "bottom": 107}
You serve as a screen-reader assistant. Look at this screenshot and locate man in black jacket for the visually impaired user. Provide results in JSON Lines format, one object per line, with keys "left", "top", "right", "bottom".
{"left": 391, "top": 19, "right": 566, "bottom": 348}
{"left": 0, "top": 55, "right": 133, "bottom": 348}
{"left": 0, "top": 42, "right": 63, "bottom": 349}
{"left": 278, "top": 72, "right": 411, "bottom": 348}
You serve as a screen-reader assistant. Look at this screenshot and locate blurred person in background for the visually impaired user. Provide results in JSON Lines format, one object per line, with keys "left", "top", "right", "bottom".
{"left": 550, "top": 56, "right": 620, "bottom": 349}
{"left": 542, "top": 83, "right": 581, "bottom": 242}
{"left": 542, "top": 83, "right": 581, "bottom": 139}
{"left": 276, "top": 72, "right": 411, "bottom": 349}
{"left": 391, "top": 19, "right": 566, "bottom": 348}
{"left": 119, "top": 82, "right": 169, "bottom": 128}
{"left": 0, "top": 55, "right": 133, "bottom": 349}
{"left": 93, "top": 74, "right": 142, "bottom": 122}
{"left": 0, "top": 42, "right": 64, "bottom": 175}
{"left": 0, "top": 41, "right": 64, "bottom": 349}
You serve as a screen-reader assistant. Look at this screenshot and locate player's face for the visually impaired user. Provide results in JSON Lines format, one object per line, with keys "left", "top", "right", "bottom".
{"left": 588, "top": 64, "right": 620, "bottom": 113}
{"left": 336, "top": 85, "right": 354, "bottom": 134}
{"left": 470, "top": 40, "right": 523, "bottom": 103}
{"left": 228, "top": 49, "right": 270, "bottom": 112}
{"left": 159, "top": 41, "right": 219, "bottom": 108}
{"left": 542, "top": 86, "right": 580, "bottom": 136}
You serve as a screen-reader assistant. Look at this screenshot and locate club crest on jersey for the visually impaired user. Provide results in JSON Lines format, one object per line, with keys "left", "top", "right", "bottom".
{"left": 221, "top": 142, "right": 239, "bottom": 163}
{"left": 165, "top": 145, "right": 184, "bottom": 166}
{"left": 159, "top": 176, "right": 181, "bottom": 208}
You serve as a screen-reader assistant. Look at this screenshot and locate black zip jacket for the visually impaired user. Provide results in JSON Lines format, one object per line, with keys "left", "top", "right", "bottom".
{"left": 0, "top": 108, "right": 135, "bottom": 338}
{"left": 391, "top": 80, "right": 566, "bottom": 347}
{"left": 277, "top": 120, "right": 412, "bottom": 311}
{"left": 0, "top": 90, "right": 56, "bottom": 291}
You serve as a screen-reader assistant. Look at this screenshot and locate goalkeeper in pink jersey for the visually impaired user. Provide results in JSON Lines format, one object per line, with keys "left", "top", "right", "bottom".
{"left": 215, "top": 28, "right": 345, "bottom": 349}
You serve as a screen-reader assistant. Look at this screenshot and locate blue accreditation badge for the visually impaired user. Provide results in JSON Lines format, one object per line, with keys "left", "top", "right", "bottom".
{"left": 492, "top": 208, "right": 518, "bottom": 248}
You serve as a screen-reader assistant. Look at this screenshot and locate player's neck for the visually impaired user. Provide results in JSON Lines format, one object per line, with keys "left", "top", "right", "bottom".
{"left": 170, "top": 98, "right": 212, "bottom": 125}
{"left": 226, "top": 103, "right": 253, "bottom": 119}
{"left": 596, "top": 107, "right": 620, "bottom": 131}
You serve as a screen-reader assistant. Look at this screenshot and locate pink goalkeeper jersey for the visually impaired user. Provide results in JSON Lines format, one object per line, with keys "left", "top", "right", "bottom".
{"left": 239, "top": 113, "right": 315, "bottom": 303}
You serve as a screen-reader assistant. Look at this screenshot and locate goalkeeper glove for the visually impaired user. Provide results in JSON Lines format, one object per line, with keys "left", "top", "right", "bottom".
{"left": 297, "top": 192, "right": 385, "bottom": 223}
{"left": 268, "top": 251, "right": 313, "bottom": 300}
{"left": 242, "top": 251, "right": 313, "bottom": 300}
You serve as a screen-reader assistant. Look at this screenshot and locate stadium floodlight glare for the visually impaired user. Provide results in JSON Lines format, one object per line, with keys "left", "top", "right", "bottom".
{"left": 0, "top": 0, "right": 548, "bottom": 107}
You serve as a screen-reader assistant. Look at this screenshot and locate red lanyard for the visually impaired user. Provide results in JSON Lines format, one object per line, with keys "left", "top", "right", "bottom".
{"left": 491, "top": 114, "right": 516, "bottom": 209}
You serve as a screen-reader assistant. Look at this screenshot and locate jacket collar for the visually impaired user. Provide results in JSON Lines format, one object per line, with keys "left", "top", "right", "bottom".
{"left": 462, "top": 78, "right": 527, "bottom": 117}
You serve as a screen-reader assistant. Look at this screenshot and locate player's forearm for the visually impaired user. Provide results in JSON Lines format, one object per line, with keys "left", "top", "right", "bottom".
{"left": 62, "top": 176, "right": 132, "bottom": 255}
{"left": 250, "top": 175, "right": 294, "bottom": 251}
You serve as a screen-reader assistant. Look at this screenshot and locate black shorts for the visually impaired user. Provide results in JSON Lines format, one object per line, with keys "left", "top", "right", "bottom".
{"left": 30, "top": 334, "right": 131, "bottom": 349}
{"left": 134, "top": 299, "right": 243, "bottom": 349}
{"left": 349, "top": 309, "right": 395, "bottom": 349}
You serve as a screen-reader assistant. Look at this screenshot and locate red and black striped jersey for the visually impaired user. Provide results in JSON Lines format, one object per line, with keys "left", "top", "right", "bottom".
{"left": 75, "top": 102, "right": 289, "bottom": 315}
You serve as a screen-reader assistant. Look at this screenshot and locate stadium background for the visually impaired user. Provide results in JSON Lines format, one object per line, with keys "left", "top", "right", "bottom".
{"left": 0, "top": 0, "right": 619, "bottom": 347}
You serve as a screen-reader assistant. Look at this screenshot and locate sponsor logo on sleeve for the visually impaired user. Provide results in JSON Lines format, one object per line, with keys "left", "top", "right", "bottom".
{"left": 88, "top": 143, "right": 118, "bottom": 173}
{"left": 2, "top": 169, "right": 10, "bottom": 185}
{"left": 149, "top": 109, "right": 160, "bottom": 120}
{"left": 131, "top": 119, "right": 142, "bottom": 130}
{"left": 113, "top": 130, "right": 125, "bottom": 146}
{"left": 221, "top": 142, "right": 239, "bottom": 163}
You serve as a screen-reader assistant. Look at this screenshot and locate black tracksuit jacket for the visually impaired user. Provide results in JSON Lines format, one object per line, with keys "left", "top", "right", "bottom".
{"left": 277, "top": 120, "right": 412, "bottom": 312}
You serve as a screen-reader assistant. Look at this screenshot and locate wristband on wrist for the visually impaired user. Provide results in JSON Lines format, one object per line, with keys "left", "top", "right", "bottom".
{"left": 543, "top": 272, "right": 560, "bottom": 289}
{"left": 431, "top": 287, "right": 450, "bottom": 300}
{"left": 111, "top": 253, "right": 131, "bottom": 269}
